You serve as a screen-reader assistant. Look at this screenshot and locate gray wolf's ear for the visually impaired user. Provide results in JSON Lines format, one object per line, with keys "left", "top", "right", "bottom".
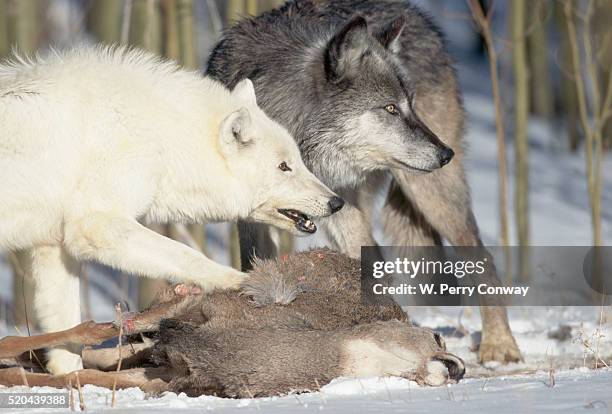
{"left": 374, "top": 16, "right": 405, "bottom": 53}
{"left": 232, "top": 78, "right": 257, "bottom": 106}
{"left": 220, "top": 107, "right": 253, "bottom": 153}
{"left": 325, "top": 16, "right": 369, "bottom": 82}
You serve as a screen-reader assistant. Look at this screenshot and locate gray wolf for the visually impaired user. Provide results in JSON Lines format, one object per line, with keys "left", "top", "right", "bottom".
{"left": 152, "top": 250, "right": 465, "bottom": 397}
{"left": 0, "top": 46, "right": 342, "bottom": 374}
{"left": 206, "top": 0, "right": 521, "bottom": 363}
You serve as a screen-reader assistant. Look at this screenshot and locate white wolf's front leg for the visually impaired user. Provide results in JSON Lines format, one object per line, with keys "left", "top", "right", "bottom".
{"left": 29, "top": 245, "right": 83, "bottom": 375}
{"left": 64, "top": 213, "right": 245, "bottom": 291}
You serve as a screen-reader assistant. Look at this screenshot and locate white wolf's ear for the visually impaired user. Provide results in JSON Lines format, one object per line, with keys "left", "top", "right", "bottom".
{"left": 374, "top": 16, "right": 405, "bottom": 54}
{"left": 325, "top": 16, "right": 370, "bottom": 82}
{"left": 232, "top": 78, "right": 257, "bottom": 106}
{"left": 219, "top": 107, "right": 253, "bottom": 153}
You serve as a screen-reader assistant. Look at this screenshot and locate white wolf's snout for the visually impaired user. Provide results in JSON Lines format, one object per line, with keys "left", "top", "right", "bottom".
{"left": 273, "top": 182, "right": 344, "bottom": 235}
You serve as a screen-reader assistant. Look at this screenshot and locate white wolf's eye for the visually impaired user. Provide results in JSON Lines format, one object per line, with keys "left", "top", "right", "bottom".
{"left": 385, "top": 104, "right": 399, "bottom": 115}
{"left": 278, "top": 162, "right": 292, "bottom": 172}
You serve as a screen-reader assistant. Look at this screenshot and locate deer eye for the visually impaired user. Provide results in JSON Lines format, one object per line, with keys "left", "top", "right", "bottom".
{"left": 385, "top": 104, "right": 399, "bottom": 115}
{"left": 278, "top": 162, "right": 292, "bottom": 172}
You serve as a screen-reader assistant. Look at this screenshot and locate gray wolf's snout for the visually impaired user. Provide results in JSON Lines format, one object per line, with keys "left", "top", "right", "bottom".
{"left": 439, "top": 147, "right": 454, "bottom": 167}
{"left": 328, "top": 196, "right": 345, "bottom": 214}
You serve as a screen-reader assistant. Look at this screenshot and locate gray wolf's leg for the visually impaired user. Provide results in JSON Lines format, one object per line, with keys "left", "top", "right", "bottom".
{"left": 391, "top": 165, "right": 522, "bottom": 363}
{"left": 382, "top": 180, "right": 442, "bottom": 247}
{"left": 30, "top": 245, "right": 83, "bottom": 375}
{"left": 238, "top": 221, "right": 277, "bottom": 271}
{"left": 63, "top": 213, "right": 245, "bottom": 291}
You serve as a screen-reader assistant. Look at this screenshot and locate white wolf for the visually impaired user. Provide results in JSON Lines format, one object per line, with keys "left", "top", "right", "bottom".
{"left": 0, "top": 46, "right": 343, "bottom": 374}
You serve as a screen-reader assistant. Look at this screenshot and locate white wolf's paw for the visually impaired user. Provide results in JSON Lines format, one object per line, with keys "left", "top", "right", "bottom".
{"left": 46, "top": 348, "right": 83, "bottom": 375}
{"left": 194, "top": 270, "right": 248, "bottom": 292}
{"left": 217, "top": 270, "right": 248, "bottom": 290}
{"left": 479, "top": 333, "right": 523, "bottom": 364}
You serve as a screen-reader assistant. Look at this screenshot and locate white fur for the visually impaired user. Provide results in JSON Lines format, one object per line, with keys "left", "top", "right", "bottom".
{"left": 342, "top": 338, "right": 421, "bottom": 378}
{"left": 342, "top": 338, "right": 453, "bottom": 386}
{"left": 0, "top": 46, "right": 337, "bottom": 374}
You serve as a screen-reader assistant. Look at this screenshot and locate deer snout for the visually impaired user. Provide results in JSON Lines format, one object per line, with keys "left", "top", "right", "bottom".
{"left": 432, "top": 351, "right": 465, "bottom": 383}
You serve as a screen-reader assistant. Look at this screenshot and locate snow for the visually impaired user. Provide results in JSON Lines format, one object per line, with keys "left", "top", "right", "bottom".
{"left": 1, "top": 369, "right": 611, "bottom": 413}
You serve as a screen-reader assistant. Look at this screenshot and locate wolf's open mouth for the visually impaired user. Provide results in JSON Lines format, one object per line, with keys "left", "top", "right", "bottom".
{"left": 278, "top": 209, "right": 317, "bottom": 234}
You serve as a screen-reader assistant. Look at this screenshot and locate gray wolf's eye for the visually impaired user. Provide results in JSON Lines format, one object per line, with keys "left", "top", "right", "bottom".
{"left": 278, "top": 162, "right": 292, "bottom": 172}
{"left": 385, "top": 104, "right": 399, "bottom": 115}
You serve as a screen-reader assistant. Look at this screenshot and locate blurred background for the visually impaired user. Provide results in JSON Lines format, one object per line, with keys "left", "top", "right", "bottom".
{"left": 0, "top": 0, "right": 610, "bottom": 334}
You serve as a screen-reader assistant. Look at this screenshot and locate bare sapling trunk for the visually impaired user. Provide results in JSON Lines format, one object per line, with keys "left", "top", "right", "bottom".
{"left": 88, "top": 0, "right": 122, "bottom": 45}
{"left": 0, "top": 0, "right": 8, "bottom": 58}
{"left": 246, "top": 0, "right": 258, "bottom": 16}
{"left": 467, "top": 0, "right": 512, "bottom": 282}
{"left": 7, "top": 0, "right": 38, "bottom": 54}
{"left": 593, "top": 0, "right": 612, "bottom": 149}
{"left": 230, "top": 223, "right": 241, "bottom": 269}
{"left": 226, "top": 0, "right": 245, "bottom": 26}
{"left": 512, "top": 0, "right": 531, "bottom": 282}
{"left": 177, "top": 0, "right": 197, "bottom": 69}
{"left": 527, "top": 0, "right": 553, "bottom": 118}
{"left": 564, "top": 0, "right": 606, "bottom": 249}
{"left": 129, "top": 0, "right": 162, "bottom": 51}
{"left": 161, "top": 0, "right": 179, "bottom": 61}
{"left": 555, "top": 2, "right": 581, "bottom": 150}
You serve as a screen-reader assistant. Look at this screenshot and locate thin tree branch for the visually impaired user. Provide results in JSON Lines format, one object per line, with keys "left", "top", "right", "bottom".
{"left": 466, "top": 0, "right": 511, "bottom": 279}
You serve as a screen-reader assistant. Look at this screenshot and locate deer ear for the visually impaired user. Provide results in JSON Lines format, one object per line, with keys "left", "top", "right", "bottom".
{"left": 374, "top": 16, "right": 405, "bottom": 53}
{"left": 232, "top": 78, "right": 257, "bottom": 106}
{"left": 219, "top": 107, "right": 253, "bottom": 153}
{"left": 325, "top": 16, "right": 370, "bottom": 82}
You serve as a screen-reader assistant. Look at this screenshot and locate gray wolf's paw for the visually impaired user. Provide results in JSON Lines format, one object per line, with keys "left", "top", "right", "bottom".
{"left": 479, "top": 333, "right": 523, "bottom": 364}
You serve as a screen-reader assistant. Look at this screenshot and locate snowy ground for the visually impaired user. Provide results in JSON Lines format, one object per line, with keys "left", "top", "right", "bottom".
{"left": 0, "top": 368, "right": 611, "bottom": 413}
